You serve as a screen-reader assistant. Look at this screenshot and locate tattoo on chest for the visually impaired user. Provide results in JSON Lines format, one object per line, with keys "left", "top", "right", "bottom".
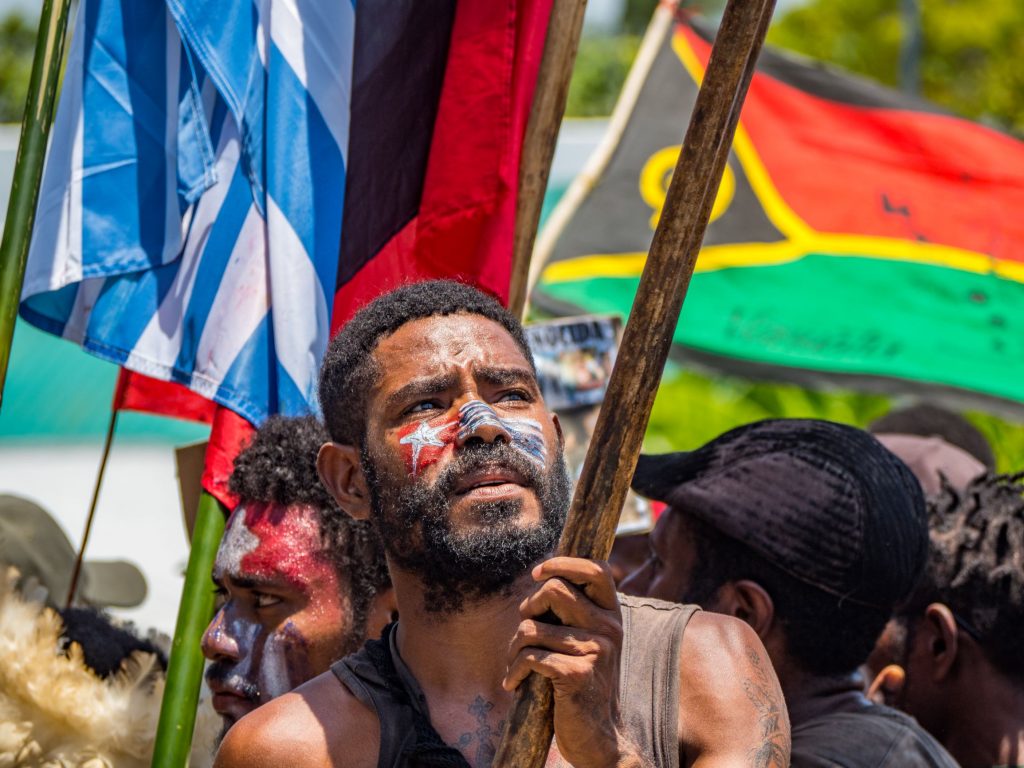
{"left": 743, "top": 648, "right": 789, "bottom": 768}
{"left": 455, "top": 695, "right": 506, "bottom": 767}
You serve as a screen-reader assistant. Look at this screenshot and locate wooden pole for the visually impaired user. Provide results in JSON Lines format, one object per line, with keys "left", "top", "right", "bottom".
{"left": 529, "top": 2, "right": 677, "bottom": 299}
{"left": 507, "top": 0, "right": 589, "bottom": 319}
{"left": 493, "top": 0, "right": 776, "bottom": 764}
{"left": 152, "top": 490, "right": 226, "bottom": 768}
{"left": 0, "top": 0, "right": 75, "bottom": 407}
{"left": 66, "top": 407, "right": 119, "bottom": 607}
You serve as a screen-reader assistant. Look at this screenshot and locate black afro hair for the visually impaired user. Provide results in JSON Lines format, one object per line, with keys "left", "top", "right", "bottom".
{"left": 318, "top": 280, "right": 534, "bottom": 445}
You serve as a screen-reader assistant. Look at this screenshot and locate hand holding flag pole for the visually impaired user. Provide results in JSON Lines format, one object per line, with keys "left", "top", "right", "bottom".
{"left": 493, "top": 0, "right": 776, "bottom": 763}
{"left": 0, "top": 0, "right": 74, "bottom": 405}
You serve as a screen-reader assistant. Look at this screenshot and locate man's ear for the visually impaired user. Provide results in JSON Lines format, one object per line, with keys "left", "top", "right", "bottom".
{"left": 317, "top": 442, "right": 371, "bottom": 520}
{"left": 364, "top": 586, "right": 398, "bottom": 641}
{"left": 715, "top": 580, "right": 775, "bottom": 640}
{"left": 922, "top": 602, "right": 959, "bottom": 682}
{"left": 551, "top": 412, "right": 564, "bottom": 447}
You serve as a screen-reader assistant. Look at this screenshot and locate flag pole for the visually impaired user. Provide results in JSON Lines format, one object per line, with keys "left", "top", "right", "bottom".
{"left": 66, "top": 406, "right": 119, "bottom": 607}
{"left": 507, "top": 0, "right": 589, "bottom": 319}
{"left": 0, "top": 0, "right": 75, "bottom": 406}
{"left": 493, "top": 0, "right": 776, "bottom": 764}
{"left": 152, "top": 489, "right": 226, "bottom": 768}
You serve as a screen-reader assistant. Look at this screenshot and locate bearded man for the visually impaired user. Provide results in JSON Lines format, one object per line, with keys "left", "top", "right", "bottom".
{"left": 215, "top": 281, "right": 789, "bottom": 767}
{"left": 202, "top": 415, "right": 394, "bottom": 736}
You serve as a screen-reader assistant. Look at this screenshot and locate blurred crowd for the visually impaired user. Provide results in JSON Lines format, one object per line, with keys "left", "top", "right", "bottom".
{"left": 1, "top": 282, "right": 1021, "bottom": 767}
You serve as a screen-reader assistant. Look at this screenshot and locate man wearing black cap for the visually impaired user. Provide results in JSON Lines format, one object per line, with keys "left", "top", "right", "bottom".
{"left": 622, "top": 418, "right": 959, "bottom": 768}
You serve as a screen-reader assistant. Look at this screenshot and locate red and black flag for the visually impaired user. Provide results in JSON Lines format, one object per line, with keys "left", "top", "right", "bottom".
{"left": 534, "top": 13, "right": 1024, "bottom": 408}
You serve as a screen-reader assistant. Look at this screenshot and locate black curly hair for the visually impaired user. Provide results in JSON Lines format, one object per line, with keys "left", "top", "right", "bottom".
{"left": 228, "top": 415, "right": 390, "bottom": 635}
{"left": 318, "top": 280, "right": 535, "bottom": 446}
{"left": 900, "top": 472, "right": 1024, "bottom": 681}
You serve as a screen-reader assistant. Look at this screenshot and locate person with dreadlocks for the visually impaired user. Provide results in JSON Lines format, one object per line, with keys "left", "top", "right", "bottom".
{"left": 868, "top": 472, "right": 1024, "bottom": 768}
{"left": 202, "top": 415, "right": 395, "bottom": 738}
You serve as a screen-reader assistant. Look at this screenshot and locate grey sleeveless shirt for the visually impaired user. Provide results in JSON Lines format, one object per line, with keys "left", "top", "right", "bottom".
{"left": 331, "top": 594, "right": 699, "bottom": 767}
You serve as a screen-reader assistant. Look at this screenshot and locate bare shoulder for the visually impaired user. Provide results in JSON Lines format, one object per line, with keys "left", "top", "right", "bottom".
{"left": 677, "top": 612, "right": 790, "bottom": 767}
{"left": 214, "top": 670, "right": 380, "bottom": 768}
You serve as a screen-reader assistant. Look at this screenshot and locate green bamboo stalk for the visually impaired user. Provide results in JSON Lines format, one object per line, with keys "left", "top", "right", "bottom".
{"left": 0, "top": 0, "right": 75, "bottom": 406}
{"left": 153, "top": 490, "right": 226, "bottom": 768}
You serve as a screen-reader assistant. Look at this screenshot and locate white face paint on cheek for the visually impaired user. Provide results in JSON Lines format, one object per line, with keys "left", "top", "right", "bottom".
{"left": 257, "top": 624, "right": 310, "bottom": 700}
{"left": 215, "top": 511, "right": 261, "bottom": 576}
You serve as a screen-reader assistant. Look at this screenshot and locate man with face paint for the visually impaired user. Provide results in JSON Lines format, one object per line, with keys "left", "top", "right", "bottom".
{"left": 215, "top": 281, "right": 789, "bottom": 768}
{"left": 202, "top": 415, "right": 394, "bottom": 737}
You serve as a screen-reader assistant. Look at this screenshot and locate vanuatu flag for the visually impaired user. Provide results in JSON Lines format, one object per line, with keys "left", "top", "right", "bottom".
{"left": 533, "top": 13, "right": 1024, "bottom": 406}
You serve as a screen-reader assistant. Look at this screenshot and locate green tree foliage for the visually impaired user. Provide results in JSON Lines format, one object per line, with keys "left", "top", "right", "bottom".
{"left": 769, "top": 0, "right": 1024, "bottom": 135}
{"left": 0, "top": 12, "right": 35, "bottom": 123}
{"left": 644, "top": 368, "right": 1024, "bottom": 472}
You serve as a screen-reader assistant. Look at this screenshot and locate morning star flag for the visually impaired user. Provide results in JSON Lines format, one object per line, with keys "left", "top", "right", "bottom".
{"left": 21, "top": 0, "right": 350, "bottom": 426}
{"left": 21, "top": 0, "right": 551, "bottom": 502}
{"left": 534, "top": 16, "right": 1024, "bottom": 406}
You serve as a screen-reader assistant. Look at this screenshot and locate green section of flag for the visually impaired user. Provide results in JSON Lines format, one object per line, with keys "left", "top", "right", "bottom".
{"left": 540, "top": 254, "right": 1024, "bottom": 404}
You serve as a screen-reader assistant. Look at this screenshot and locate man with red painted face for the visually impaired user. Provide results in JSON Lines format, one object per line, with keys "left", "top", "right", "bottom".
{"left": 202, "top": 415, "right": 394, "bottom": 737}
{"left": 214, "top": 281, "right": 789, "bottom": 768}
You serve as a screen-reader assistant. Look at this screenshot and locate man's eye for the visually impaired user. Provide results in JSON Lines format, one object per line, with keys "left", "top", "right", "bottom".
{"left": 498, "top": 390, "right": 529, "bottom": 403}
{"left": 408, "top": 401, "right": 437, "bottom": 414}
{"left": 254, "top": 593, "right": 282, "bottom": 609}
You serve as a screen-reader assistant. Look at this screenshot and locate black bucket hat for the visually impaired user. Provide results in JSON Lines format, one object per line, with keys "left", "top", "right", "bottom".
{"left": 632, "top": 418, "right": 927, "bottom": 611}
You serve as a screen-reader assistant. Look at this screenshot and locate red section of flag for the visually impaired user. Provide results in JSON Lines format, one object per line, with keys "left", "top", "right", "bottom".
{"left": 113, "top": 369, "right": 252, "bottom": 509}
{"left": 201, "top": 407, "right": 254, "bottom": 510}
{"left": 331, "top": 0, "right": 552, "bottom": 329}
{"left": 113, "top": 369, "right": 217, "bottom": 423}
{"left": 681, "top": 26, "right": 1024, "bottom": 264}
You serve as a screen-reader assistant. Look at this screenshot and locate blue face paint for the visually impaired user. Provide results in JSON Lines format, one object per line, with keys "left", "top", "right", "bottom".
{"left": 458, "top": 400, "right": 547, "bottom": 468}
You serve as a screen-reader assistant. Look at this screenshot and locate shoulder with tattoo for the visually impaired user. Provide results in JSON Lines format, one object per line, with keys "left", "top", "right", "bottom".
{"left": 213, "top": 671, "right": 380, "bottom": 768}
{"left": 676, "top": 612, "right": 790, "bottom": 768}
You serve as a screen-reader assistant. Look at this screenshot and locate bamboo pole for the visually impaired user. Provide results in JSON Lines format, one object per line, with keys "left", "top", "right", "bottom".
{"left": 66, "top": 407, "right": 118, "bottom": 606}
{"left": 0, "top": 0, "right": 75, "bottom": 406}
{"left": 507, "top": 0, "right": 589, "bottom": 319}
{"left": 493, "top": 0, "right": 776, "bottom": 764}
{"left": 152, "top": 490, "right": 226, "bottom": 768}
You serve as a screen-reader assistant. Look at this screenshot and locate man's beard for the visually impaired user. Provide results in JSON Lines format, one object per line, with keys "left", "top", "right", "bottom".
{"left": 363, "top": 440, "right": 570, "bottom": 614}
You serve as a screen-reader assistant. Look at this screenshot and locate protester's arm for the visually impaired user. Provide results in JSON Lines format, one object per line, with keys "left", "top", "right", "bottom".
{"left": 213, "top": 672, "right": 379, "bottom": 768}
{"left": 504, "top": 556, "right": 646, "bottom": 768}
{"left": 676, "top": 613, "right": 790, "bottom": 768}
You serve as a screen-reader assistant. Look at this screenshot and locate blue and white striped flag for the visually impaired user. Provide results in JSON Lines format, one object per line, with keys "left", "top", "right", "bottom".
{"left": 20, "top": 0, "right": 353, "bottom": 424}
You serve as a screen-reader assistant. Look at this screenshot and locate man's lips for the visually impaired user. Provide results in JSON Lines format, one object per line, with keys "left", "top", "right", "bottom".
{"left": 453, "top": 465, "right": 529, "bottom": 495}
{"left": 207, "top": 679, "right": 258, "bottom": 719}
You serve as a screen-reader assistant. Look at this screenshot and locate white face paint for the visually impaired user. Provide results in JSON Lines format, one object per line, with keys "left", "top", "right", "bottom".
{"left": 215, "top": 507, "right": 261, "bottom": 578}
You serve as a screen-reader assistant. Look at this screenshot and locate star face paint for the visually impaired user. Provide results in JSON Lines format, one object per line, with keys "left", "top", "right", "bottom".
{"left": 398, "top": 416, "right": 458, "bottom": 476}
{"left": 202, "top": 503, "right": 354, "bottom": 728}
{"left": 396, "top": 400, "right": 548, "bottom": 478}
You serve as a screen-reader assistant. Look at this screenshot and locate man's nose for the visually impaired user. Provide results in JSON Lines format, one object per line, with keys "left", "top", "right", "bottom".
{"left": 201, "top": 607, "right": 241, "bottom": 662}
{"left": 455, "top": 400, "right": 512, "bottom": 448}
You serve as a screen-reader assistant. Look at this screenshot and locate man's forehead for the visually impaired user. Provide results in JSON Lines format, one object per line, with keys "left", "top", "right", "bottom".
{"left": 214, "top": 502, "right": 325, "bottom": 580}
{"left": 373, "top": 313, "right": 533, "bottom": 377}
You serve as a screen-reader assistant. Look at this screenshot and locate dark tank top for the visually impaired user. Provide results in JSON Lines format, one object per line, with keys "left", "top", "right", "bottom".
{"left": 331, "top": 594, "right": 698, "bottom": 767}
